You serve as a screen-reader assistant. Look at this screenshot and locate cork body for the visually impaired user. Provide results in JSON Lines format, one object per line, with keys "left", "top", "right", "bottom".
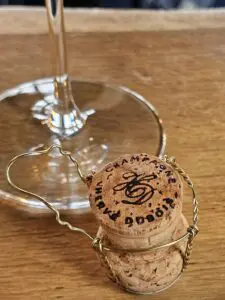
{"left": 88, "top": 154, "right": 188, "bottom": 294}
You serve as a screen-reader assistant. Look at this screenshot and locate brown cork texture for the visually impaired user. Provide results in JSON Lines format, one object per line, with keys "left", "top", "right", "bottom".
{"left": 88, "top": 153, "right": 188, "bottom": 294}
{"left": 89, "top": 153, "right": 183, "bottom": 237}
{"left": 97, "top": 214, "right": 188, "bottom": 294}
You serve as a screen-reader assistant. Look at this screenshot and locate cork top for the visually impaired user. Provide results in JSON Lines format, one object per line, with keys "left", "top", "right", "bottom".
{"left": 88, "top": 154, "right": 183, "bottom": 236}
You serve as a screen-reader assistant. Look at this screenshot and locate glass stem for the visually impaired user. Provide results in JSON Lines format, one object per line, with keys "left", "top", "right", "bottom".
{"left": 46, "top": 0, "right": 68, "bottom": 75}
{"left": 45, "top": 0, "right": 85, "bottom": 136}
{"left": 46, "top": 0, "right": 70, "bottom": 112}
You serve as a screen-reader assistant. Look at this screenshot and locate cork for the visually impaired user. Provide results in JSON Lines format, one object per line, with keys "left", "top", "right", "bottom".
{"left": 87, "top": 154, "right": 188, "bottom": 294}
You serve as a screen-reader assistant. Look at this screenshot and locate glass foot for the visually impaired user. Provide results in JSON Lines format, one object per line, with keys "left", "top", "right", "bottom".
{"left": 0, "top": 78, "right": 166, "bottom": 212}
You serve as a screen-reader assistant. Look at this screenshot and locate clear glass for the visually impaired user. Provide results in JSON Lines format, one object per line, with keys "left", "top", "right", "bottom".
{"left": 0, "top": 1, "right": 166, "bottom": 213}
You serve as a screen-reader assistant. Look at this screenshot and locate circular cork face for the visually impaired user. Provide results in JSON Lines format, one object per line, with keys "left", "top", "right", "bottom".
{"left": 88, "top": 154, "right": 183, "bottom": 236}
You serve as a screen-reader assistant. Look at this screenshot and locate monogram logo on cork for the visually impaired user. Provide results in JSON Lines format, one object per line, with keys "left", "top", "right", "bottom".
{"left": 92, "top": 155, "right": 179, "bottom": 227}
{"left": 113, "top": 171, "right": 157, "bottom": 205}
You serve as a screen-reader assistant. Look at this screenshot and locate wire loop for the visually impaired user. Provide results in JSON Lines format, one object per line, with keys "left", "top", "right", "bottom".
{"left": 6, "top": 144, "right": 198, "bottom": 277}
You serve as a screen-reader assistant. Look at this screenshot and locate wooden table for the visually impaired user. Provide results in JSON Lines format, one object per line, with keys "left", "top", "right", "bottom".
{"left": 0, "top": 7, "right": 225, "bottom": 300}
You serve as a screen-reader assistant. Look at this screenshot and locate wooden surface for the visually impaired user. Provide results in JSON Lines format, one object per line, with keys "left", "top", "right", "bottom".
{"left": 2, "top": 7, "right": 225, "bottom": 33}
{"left": 0, "top": 7, "right": 225, "bottom": 300}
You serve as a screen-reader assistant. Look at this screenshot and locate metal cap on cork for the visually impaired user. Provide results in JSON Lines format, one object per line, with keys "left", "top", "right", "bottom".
{"left": 88, "top": 153, "right": 183, "bottom": 237}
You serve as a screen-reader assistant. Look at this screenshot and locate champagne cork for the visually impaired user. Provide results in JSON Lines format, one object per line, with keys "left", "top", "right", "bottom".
{"left": 88, "top": 153, "right": 188, "bottom": 294}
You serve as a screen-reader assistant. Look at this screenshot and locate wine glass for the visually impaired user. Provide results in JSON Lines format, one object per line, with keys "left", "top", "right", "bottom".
{"left": 0, "top": 0, "right": 166, "bottom": 213}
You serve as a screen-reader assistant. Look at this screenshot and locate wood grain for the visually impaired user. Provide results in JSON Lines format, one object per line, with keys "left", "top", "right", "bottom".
{"left": 2, "top": 8, "right": 225, "bottom": 34}
{"left": 0, "top": 8, "right": 225, "bottom": 300}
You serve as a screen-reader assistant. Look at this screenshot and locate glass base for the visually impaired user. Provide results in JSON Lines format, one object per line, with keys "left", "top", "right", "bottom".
{"left": 0, "top": 78, "right": 166, "bottom": 213}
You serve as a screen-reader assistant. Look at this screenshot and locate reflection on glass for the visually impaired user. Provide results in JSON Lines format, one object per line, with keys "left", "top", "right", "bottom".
{"left": 0, "top": 1, "right": 165, "bottom": 212}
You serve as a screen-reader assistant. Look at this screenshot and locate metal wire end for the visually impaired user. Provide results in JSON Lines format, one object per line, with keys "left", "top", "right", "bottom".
{"left": 92, "top": 237, "right": 103, "bottom": 253}
{"left": 187, "top": 225, "right": 199, "bottom": 239}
